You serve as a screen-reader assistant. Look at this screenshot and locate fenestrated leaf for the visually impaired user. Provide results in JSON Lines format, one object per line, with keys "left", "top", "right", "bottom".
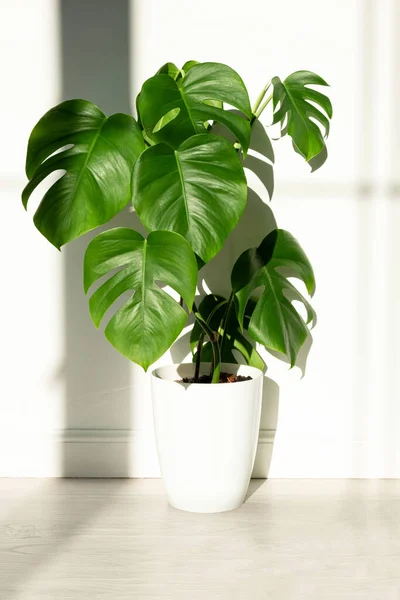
{"left": 190, "top": 294, "right": 265, "bottom": 370}
{"left": 23, "top": 100, "right": 145, "bottom": 249}
{"left": 232, "top": 229, "right": 316, "bottom": 367}
{"left": 272, "top": 71, "right": 332, "bottom": 161}
{"left": 137, "top": 62, "right": 252, "bottom": 151}
{"left": 84, "top": 228, "right": 197, "bottom": 370}
{"left": 133, "top": 133, "right": 247, "bottom": 263}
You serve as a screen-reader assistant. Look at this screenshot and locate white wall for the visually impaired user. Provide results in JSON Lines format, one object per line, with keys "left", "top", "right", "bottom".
{"left": 1, "top": 0, "right": 399, "bottom": 477}
{"left": 0, "top": 0, "right": 65, "bottom": 475}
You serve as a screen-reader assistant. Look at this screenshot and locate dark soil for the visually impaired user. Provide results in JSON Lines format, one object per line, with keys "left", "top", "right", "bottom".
{"left": 179, "top": 372, "right": 252, "bottom": 384}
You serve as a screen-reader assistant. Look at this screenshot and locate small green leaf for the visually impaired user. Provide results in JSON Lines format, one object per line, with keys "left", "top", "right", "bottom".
{"left": 232, "top": 229, "right": 316, "bottom": 367}
{"left": 23, "top": 100, "right": 145, "bottom": 248}
{"left": 272, "top": 71, "right": 332, "bottom": 161}
{"left": 133, "top": 134, "right": 247, "bottom": 263}
{"left": 84, "top": 228, "right": 197, "bottom": 370}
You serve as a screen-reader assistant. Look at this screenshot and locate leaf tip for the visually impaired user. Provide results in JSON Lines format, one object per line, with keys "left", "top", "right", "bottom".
{"left": 308, "top": 280, "right": 316, "bottom": 297}
{"left": 90, "top": 312, "right": 101, "bottom": 329}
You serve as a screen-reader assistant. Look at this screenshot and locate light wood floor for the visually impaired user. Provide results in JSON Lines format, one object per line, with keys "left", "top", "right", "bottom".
{"left": 0, "top": 479, "right": 399, "bottom": 599}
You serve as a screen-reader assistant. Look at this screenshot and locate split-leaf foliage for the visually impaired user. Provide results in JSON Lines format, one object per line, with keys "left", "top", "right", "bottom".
{"left": 23, "top": 62, "right": 332, "bottom": 378}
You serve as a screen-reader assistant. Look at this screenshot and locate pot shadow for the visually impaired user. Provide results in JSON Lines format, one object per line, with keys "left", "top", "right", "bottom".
{"left": 245, "top": 478, "right": 267, "bottom": 500}
{"left": 251, "top": 376, "right": 280, "bottom": 480}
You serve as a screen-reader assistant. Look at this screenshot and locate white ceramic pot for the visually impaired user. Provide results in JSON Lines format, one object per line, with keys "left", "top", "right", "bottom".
{"left": 150, "top": 362, "right": 263, "bottom": 513}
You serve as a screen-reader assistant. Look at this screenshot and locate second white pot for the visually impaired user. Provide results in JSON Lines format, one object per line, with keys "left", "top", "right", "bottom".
{"left": 151, "top": 362, "right": 263, "bottom": 513}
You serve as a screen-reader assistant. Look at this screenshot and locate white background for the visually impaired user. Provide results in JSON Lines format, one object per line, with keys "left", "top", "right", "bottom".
{"left": 1, "top": 0, "right": 399, "bottom": 477}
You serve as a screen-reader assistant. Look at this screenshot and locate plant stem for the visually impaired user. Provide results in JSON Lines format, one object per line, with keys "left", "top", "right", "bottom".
{"left": 210, "top": 341, "right": 221, "bottom": 383}
{"left": 193, "top": 299, "right": 227, "bottom": 382}
{"left": 193, "top": 303, "right": 221, "bottom": 383}
{"left": 218, "top": 292, "right": 234, "bottom": 357}
{"left": 251, "top": 80, "right": 271, "bottom": 116}
{"left": 194, "top": 332, "right": 204, "bottom": 382}
{"left": 255, "top": 92, "right": 273, "bottom": 118}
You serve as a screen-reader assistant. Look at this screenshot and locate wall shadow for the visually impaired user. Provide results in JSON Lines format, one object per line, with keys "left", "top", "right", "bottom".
{"left": 200, "top": 189, "right": 277, "bottom": 297}
{"left": 60, "top": 0, "right": 133, "bottom": 476}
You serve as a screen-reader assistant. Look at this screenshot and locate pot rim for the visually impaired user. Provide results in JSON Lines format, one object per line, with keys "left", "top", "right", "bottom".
{"left": 150, "top": 362, "right": 264, "bottom": 385}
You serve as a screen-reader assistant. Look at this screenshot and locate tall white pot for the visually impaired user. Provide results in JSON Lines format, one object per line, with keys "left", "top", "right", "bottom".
{"left": 150, "top": 362, "right": 263, "bottom": 513}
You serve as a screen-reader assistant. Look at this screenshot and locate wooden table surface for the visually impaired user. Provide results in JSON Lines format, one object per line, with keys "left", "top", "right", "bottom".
{"left": 0, "top": 479, "right": 399, "bottom": 599}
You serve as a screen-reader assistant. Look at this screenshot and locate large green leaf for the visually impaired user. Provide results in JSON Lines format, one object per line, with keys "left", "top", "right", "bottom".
{"left": 132, "top": 133, "right": 247, "bottom": 263}
{"left": 23, "top": 100, "right": 145, "bottom": 249}
{"left": 137, "top": 62, "right": 252, "bottom": 152}
{"left": 272, "top": 71, "right": 332, "bottom": 161}
{"left": 190, "top": 294, "right": 265, "bottom": 370}
{"left": 232, "top": 229, "right": 316, "bottom": 367}
{"left": 84, "top": 228, "right": 197, "bottom": 370}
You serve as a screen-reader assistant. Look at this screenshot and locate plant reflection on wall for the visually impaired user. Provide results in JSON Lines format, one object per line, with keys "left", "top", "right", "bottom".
{"left": 22, "top": 61, "right": 332, "bottom": 383}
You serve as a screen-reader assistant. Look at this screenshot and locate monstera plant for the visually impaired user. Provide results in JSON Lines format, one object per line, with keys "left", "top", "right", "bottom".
{"left": 23, "top": 62, "right": 332, "bottom": 382}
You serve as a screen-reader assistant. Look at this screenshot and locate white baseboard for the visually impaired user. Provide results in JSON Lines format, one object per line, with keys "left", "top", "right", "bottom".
{"left": 0, "top": 428, "right": 276, "bottom": 478}
{"left": 2, "top": 429, "right": 398, "bottom": 478}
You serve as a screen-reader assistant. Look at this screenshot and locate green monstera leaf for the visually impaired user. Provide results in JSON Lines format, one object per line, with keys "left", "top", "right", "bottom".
{"left": 190, "top": 294, "right": 265, "bottom": 370}
{"left": 133, "top": 133, "right": 247, "bottom": 263}
{"left": 137, "top": 62, "right": 252, "bottom": 152}
{"left": 232, "top": 229, "right": 316, "bottom": 367}
{"left": 84, "top": 228, "right": 197, "bottom": 370}
{"left": 23, "top": 100, "right": 145, "bottom": 249}
{"left": 272, "top": 71, "right": 332, "bottom": 161}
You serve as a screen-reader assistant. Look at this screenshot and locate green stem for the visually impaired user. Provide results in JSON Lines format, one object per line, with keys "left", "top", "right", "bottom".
{"left": 251, "top": 80, "right": 271, "bottom": 116}
{"left": 194, "top": 332, "right": 205, "bottom": 382}
{"left": 194, "top": 299, "right": 226, "bottom": 382}
{"left": 218, "top": 292, "right": 234, "bottom": 357}
{"left": 255, "top": 92, "right": 273, "bottom": 119}
{"left": 193, "top": 303, "right": 221, "bottom": 383}
{"left": 210, "top": 345, "right": 221, "bottom": 383}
